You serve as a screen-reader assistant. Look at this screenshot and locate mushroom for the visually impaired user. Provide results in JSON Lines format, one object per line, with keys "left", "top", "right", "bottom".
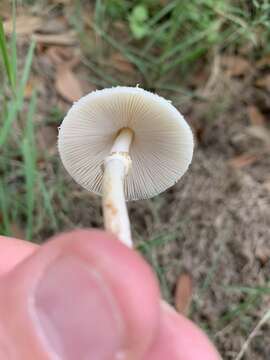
{"left": 58, "top": 86, "right": 194, "bottom": 247}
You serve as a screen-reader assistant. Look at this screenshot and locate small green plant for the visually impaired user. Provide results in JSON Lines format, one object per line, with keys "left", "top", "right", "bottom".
{"left": 129, "top": 4, "right": 149, "bottom": 40}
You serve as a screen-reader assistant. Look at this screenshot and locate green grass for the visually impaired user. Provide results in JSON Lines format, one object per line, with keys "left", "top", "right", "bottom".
{"left": 137, "top": 231, "right": 178, "bottom": 300}
{"left": 71, "top": 0, "right": 270, "bottom": 96}
{"left": 22, "top": 91, "right": 37, "bottom": 240}
{"left": 0, "top": 9, "right": 38, "bottom": 240}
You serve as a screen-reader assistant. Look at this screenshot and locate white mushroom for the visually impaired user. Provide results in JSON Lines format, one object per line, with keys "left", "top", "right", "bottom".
{"left": 58, "top": 86, "right": 194, "bottom": 247}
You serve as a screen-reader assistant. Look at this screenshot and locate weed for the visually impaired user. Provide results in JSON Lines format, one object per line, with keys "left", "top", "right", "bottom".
{"left": 71, "top": 0, "right": 270, "bottom": 90}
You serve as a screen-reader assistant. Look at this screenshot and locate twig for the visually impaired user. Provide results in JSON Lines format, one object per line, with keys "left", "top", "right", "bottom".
{"left": 235, "top": 310, "right": 270, "bottom": 360}
{"left": 202, "top": 49, "right": 221, "bottom": 96}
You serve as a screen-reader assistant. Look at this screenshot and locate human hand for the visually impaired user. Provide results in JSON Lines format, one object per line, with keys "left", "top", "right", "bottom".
{"left": 0, "top": 230, "right": 220, "bottom": 359}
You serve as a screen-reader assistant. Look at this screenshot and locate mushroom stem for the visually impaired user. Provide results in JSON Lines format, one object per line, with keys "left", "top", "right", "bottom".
{"left": 102, "top": 128, "right": 134, "bottom": 247}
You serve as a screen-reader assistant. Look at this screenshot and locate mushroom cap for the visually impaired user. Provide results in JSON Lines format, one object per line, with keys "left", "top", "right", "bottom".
{"left": 58, "top": 86, "right": 194, "bottom": 201}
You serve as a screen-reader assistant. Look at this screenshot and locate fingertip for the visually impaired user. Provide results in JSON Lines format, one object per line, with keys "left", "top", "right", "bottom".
{"left": 0, "top": 229, "right": 160, "bottom": 359}
{"left": 145, "top": 302, "right": 221, "bottom": 360}
{"left": 0, "top": 236, "right": 37, "bottom": 275}
{"left": 47, "top": 229, "right": 162, "bottom": 358}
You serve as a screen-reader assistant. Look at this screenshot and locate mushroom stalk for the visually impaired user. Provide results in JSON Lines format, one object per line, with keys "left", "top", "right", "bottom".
{"left": 102, "top": 128, "right": 134, "bottom": 247}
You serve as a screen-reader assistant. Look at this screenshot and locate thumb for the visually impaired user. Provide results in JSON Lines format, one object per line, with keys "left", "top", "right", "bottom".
{"left": 0, "top": 230, "right": 160, "bottom": 360}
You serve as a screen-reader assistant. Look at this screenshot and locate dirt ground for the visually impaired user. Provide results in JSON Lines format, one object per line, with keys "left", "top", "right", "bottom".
{"left": 153, "top": 86, "right": 270, "bottom": 359}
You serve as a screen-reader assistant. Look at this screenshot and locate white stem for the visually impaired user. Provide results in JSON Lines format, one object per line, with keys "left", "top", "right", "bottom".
{"left": 102, "top": 128, "right": 133, "bottom": 247}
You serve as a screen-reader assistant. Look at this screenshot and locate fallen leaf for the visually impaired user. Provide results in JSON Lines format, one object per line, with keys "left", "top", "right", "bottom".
{"left": 221, "top": 56, "right": 251, "bottom": 77}
{"left": 55, "top": 65, "right": 83, "bottom": 102}
{"left": 111, "top": 53, "right": 135, "bottom": 73}
{"left": 175, "top": 272, "right": 192, "bottom": 315}
{"left": 247, "top": 105, "right": 266, "bottom": 126}
{"left": 32, "top": 31, "right": 77, "bottom": 46}
{"left": 256, "top": 74, "right": 270, "bottom": 92}
{"left": 46, "top": 46, "right": 74, "bottom": 65}
{"left": 228, "top": 154, "right": 258, "bottom": 168}
{"left": 4, "top": 15, "right": 42, "bottom": 35}
{"left": 10, "top": 223, "right": 25, "bottom": 239}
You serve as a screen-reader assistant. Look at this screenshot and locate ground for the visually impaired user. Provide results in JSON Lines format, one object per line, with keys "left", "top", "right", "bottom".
{"left": 0, "top": 1, "right": 270, "bottom": 359}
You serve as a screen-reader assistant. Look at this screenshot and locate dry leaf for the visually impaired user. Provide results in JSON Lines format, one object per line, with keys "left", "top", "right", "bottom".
{"left": 111, "top": 53, "right": 135, "bottom": 73}
{"left": 4, "top": 15, "right": 42, "bottom": 35}
{"left": 256, "top": 74, "right": 270, "bottom": 92}
{"left": 32, "top": 31, "right": 77, "bottom": 46}
{"left": 175, "top": 272, "right": 192, "bottom": 315}
{"left": 228, "top": 154, "right": 258, "bottom": 168}
{"left": 46, "top": 46, "right": 74, "bottom": 65}
{"left": 55, "top": 65, "right": 83, "bottom": 102}
{"left": 247, "top": 105, "right": 266, "bottom": 126}
{"left": 221, "top": 56, "right": 251, "bottom": 77}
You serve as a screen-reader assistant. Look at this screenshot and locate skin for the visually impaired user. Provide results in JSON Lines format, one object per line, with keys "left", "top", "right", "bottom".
{"left": 0, "top": 230, "right": 221, "bottom": 359}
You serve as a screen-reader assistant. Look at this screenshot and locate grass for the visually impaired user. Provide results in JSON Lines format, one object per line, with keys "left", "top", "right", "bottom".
{"left": 137, "top": 231, "right": 179, "bottom": 300}
{"left": 0, "top": 1, "right": 73, "bottom": 241}
{"left": 72, "top": 0, "right": 270, "bottom": 95}
{"left": 0, "top": 5, "right": 39, "bottom": 240}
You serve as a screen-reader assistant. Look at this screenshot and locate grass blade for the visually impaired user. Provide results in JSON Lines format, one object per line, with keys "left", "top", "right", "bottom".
{"left": 0, "top": 101, "right": 18, "bottom": 147}
{"left": 0, "top": 20, "right": 15, "bottom": 90}
{"left": 0, "top": 180, "right": 11, "bottom": 235}
{"left": 92, "top": 23, "right": 149, "bottom": 79}
{"left": 22, "top": 91, "right": 37, "bottom": 240}
{"left": 0, "top": 40, "right": 35, "bottom": 148}
{"left": 17, "top": 40, "right": 35, "bottom": 109}
{"left": 11, "top": 0, "right": 17, "bottom": 86}
{"left": 39, "top": 175, "right": 58, "bottom": 231}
